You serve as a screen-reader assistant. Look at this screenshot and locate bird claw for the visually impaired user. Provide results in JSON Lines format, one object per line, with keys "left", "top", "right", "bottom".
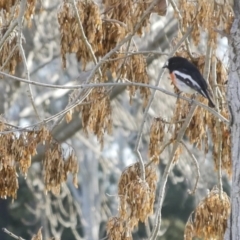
{"left": 190, "top": 93, "right": 197, "bottom": 105}
{"left": 177, "top": 91, "right": 182, "bottom": 100}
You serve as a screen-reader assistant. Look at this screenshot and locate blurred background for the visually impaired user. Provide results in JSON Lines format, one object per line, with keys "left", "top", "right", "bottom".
{"left": 0, "top": 0, "right": 230, "bottom": 239}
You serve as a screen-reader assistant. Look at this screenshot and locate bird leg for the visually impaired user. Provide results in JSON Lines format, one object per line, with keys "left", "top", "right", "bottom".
{"left": 190, "top": 93, "right": 198, "bottom": 105}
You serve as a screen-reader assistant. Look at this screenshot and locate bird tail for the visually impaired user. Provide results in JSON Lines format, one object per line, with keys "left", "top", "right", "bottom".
{"left": 206, "top": 89, "right": 215, "bottom": 108}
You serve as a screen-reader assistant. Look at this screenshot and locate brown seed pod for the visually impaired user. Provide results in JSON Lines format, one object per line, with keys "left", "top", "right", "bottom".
{"left": 106, "top": 217, "right": 133, "bottom": 240}
{"left": 43, "top": 141, "right": 78, "bottom": 194}
{"left": 0, "top": 165, "right": 19, "bottom": 199}
{"left": 78, "top": 87, "right": 112, "bottom": 148}
{"left": 148, "top": 117, "right": 165, "bottom": 164}
{"left": 118, "top": 163, "right": 157, "bottom": 226}
{"left": 184, "top": 187, "right": 230, "bottom": 239}
{"left": 177, "top": 0, "right": 234, "bottom": 47}
{"left": 0, "top": 27, "right": 21, "bottom": 74}
{"left": 58, "top": 0, "right": 102, "bottom": 69}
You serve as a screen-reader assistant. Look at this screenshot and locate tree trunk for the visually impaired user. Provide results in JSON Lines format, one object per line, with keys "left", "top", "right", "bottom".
{"left": 224, "top": 1, "right": 240, "bottom": 239}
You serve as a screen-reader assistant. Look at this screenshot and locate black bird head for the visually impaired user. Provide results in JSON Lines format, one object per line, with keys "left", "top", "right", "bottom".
{"left": 163, "top": 56, "right": 193, "bottom": 73}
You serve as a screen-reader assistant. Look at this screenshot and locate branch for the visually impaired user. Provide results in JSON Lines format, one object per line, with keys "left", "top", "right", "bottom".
{"left": 2, "top": 228, "right": 26, "bottom": 240}
{"left": 150, "top": 103, "right": 197, "bottom": 240}
{"left": 0, "top": 82, "right": 229, "bottom": 136}
{"left": 108, "top": 50, "right": 169, "bottom": 60}
{"left": 18, "top": 0, "right": 41, "bottom": 121}
{"left": 181, "top": 140, "right": 200, "bottom": 195}
{"left": 212, "top": 55, "right": 223, "bottom": 199}
{"left": 0, "top": 79, "right": 229, "bottom": 134}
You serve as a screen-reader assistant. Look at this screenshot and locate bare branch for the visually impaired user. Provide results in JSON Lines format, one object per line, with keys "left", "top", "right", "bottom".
{"left": 150, "top": 103, "right": 197, "bottom": 240}
{"left": 2, "top": 228, "right": 26, "bottom": 240}
{"left": 102, "top": 18, "right": 127, "bottom": 28}
{"left": 212, "top": 55, "right": 223, "bottom": 199}
{"left": 181, "top": 140, "right": 200, "bottom": 195}
{"left": 18, "top": 0, "right": 41, "bottom": 121}
{"left": 0, "top": 79, "right": 229, "bottom": 135}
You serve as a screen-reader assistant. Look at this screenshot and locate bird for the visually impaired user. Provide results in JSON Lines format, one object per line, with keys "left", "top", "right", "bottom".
{"left": 163, "top": 56, "right": 215, "bottom": 108}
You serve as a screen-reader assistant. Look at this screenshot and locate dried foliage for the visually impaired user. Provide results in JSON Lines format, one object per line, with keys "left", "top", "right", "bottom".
{"left": 0, "top": 119, "right": 78, "bottom": 198}
{"left": 177, "top": 0, "right": 234, "bottom": 46}
{"left": 149, "top": 117, "right": 165, "bottom": 163}
{"left": 67, "top": 87, "right": 113, "bottom": 148}
{"left": 0, "top": 0, "right": 234, "bottom": 239}
{"left": 184, "top": 187, "right": 230, "bottom": 239}
{"left": 125, "top": 54, "right": 150, "bottom": 107}
{"left": 31, "top": 228, "right": 43, "bottom": 240}
{"left": 103, "top": 0, "right": 166, "bottom": 34}
{"left": 107, "top": 217, "right": 133, "bottom": 240}
{"left": 100, "top": 22, "right": 126, "bottom": 57}
{"left": 0, "top": 0, "right": 18, "bottom": 12}
{"left": 0, "top": 0, "right": 39, "bottom": 73}
{"left": 0, "top": 166, "right": 18, "bottom": 199}
{"left": 44, "top": 141, "right": 78, "bottom": 195}
{"left": 0, "top": 0, "right": 37, "bottom": 19}
{"left": 24, "top": 0, "right": 38, "bottom": 23}
{"left": 58, "top": 0, "right": 103, "bottom": 69}
{"left": 57, "top": 0, "right": 167, "bottom": 76}
{"left": 0, "top": 27, "right": 21, "bottom": 74}
{"left": 102, "top": 52, "right": 151, "bottom": 105}
{"left": 107, "top": 163, "right": 157, "bottom": 239}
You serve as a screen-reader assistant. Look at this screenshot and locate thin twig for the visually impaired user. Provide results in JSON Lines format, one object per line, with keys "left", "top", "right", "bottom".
{"left": 102, "top": 18, "right": 127, "bottom": 28}
{"left": 181, "top": 140, "right": 200, "bottom": 195}
{"left": 156, "top": 116, "right": 185, "bottom": 125}
{"left": 203, "top": 44, "right": 213, "bottom": 82}
{"left": 0, "top": 85, "right": 229, "bottom": 135}
{"left": 0, "top": 71, "right": 229, "bottom": 122}
{"left": 0, "top": 74, "right": 229, "bottom": 129}
{"left": 150, "top": 103, "right": 197, "bottom": 240}
{"left": 136, "top": 149, "right": 145, "bottom": 180}
{"left": 212, "top": 55, "right": 223, "bottom": 200}
{"left": 146, "top": 140, "right": 173, "bottom": 167}
{"left": 118, "top": 36, "right": 148, "bottom": 181}
{"left": 18, "top": 0, "right": 41, "bottom": 121}
{"left": 104, "top": 50, "right": 168, "bottom": 61}
{"left": 2, "top": 228, "right": 26, "bottom": 240}
{"left": 0, "top": 20, "right": 18, "bottom": 51}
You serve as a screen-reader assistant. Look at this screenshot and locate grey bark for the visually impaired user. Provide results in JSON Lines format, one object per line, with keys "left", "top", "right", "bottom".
{"left": 224, "top": 1, "right": 240, "bottom": 239}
